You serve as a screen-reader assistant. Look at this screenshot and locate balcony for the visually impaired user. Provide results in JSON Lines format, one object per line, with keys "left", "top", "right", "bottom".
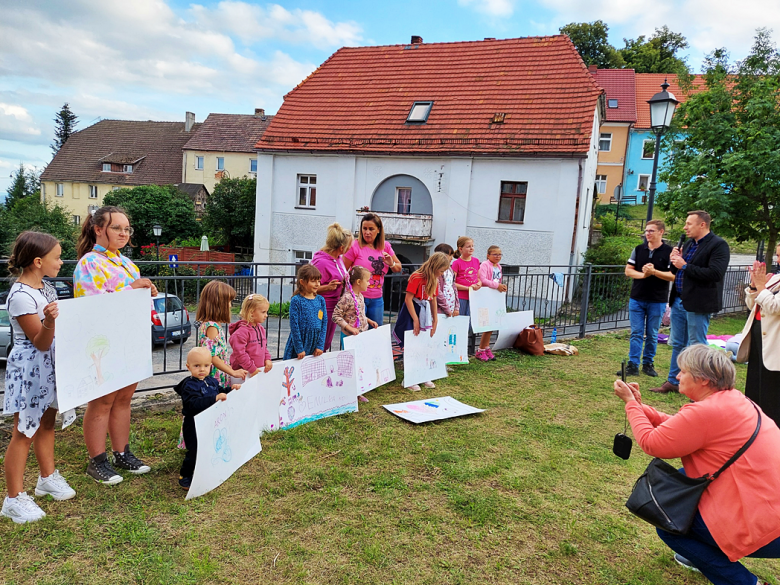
{"left": 355, "top": 210, "right": 432, "bottom": 243}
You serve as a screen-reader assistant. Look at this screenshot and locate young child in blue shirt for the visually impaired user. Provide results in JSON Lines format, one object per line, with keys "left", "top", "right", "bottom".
{"left": 174, "top": 347, "right": 240, "bottom": 490}
{"left": 284, "top": 263, "right": 328, "bottom": 360}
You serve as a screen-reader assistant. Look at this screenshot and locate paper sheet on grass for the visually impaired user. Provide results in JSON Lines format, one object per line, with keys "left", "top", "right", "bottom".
{"left": 403, "top": 330, "right": 448, "bottom": 387}
{"left": 383, "top": 396, "right": 485, "bottom": 424}
{"left": 434, "top": 316, "right": 470, "bottom": 364}
{"left": 468, "top": 287, "right": 507, "bottom": 333}
{"left": 55, "top": 288, "right": 153, "bottom": 411}
{"left": 186, "top": 375, "right": 263, "bottom": 499}
{"left": 268, "top": 350, "right": 358, "bottom": 430}
{"left": 492, "top": 311, "right": 535, "bottom": 351}
{"left": 342, "top": 325, "right": 396, "bottom": 395}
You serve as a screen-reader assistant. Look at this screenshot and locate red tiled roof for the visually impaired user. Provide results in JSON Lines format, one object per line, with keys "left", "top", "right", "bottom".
{"left": 183, "top": 113, "right": 274, "bottom": 153}
{"left": 41, "top": 120, "right": 201, "bottom": 185}
{"left": 635, "top": 73, "right": 707, "bottom": 128}
{"left": 591, "top": 69, "right": 636, "bottom": 123}
{"left": 256, "top": 36, "right": 604, "bottom": 156}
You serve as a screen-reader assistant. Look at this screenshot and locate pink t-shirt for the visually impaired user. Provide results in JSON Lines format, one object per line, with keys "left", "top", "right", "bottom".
{"left": 452, "top": 257, "right": 481, "bottom": 300}
{"left": 344, "top": 240, "right": 395, "bottom": 299}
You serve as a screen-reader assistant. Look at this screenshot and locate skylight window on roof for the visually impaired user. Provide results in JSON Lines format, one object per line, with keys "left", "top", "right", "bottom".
{"left": 608, "top": 99, "right": 619, "bottom": 108}
{"left": 407, "top": 102, "right": 433, "bottom": 123}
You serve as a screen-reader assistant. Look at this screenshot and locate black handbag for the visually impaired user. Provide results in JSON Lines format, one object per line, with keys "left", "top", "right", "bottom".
{"left": 625, "top": 401, "right": 761, "bottom": 535}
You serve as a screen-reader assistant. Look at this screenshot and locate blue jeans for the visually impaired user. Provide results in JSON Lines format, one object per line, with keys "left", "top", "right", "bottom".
{"left": 364, "top": 296, "right": 384, "bottom": 326}
{"left": 668, "top": 297, "right": 712, "bottom": 384}
{"left": 658, "top": 510, "right": 780, "bottom": 585}
{"left": 628, "top": 299, "right": 665, "bottom": 366}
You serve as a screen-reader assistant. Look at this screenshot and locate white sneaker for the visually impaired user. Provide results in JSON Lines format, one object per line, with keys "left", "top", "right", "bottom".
{"left": 35, "top": 470, "right": 76, "bottom": 501}
{"left": 1, "top": 492, "right": 46, "bottom": 524}
{"left": 423, "top": 381, "right": 436, "bottom": 388}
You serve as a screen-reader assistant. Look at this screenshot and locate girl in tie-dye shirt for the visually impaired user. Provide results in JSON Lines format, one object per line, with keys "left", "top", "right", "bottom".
{"left": 73, "top": 244, "right": 140, "bottom": 296}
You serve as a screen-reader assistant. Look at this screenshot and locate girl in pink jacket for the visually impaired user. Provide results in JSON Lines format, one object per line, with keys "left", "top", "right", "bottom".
{"left": 228, "top": 294, "right": 273, "bottom": 377}
{"left": 476, "top": 245, "right": 508, "bottom": 361}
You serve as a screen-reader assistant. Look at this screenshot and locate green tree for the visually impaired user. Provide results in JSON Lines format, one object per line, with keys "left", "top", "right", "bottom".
{"left": 202, "top": 176, "right": 257, "bottom": 251}
{"left": 560, "top": 21, "right": 625, "bottom": 69}
{"left": 103, "top": 185, "right": 201, "bottom": 247}
{"left": 658, "top": 29, "right": 780, "bottom": 255}
{"left": 51, "top": 103, "right": 78, "bottom": 156}
{"left": 0, "top": 197, "right": 79, "bottom": 261}
{"left": 619, "top": 26, "right": 690, "bottom": 74}
{"left": 4, "top": 163, "right": 41, "bottom": 209}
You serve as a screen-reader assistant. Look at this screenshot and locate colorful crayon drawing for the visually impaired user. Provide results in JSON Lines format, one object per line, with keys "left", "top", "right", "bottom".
{"left": 342, "top": 325, "right": 396, "bottom": 395}
{"left": 383, "top": 396, "right": 485, "bottom": 425}
{"left": 468, "top": 287, "right": 507, "bottom": 334}
{"left": 402, "top": 330, "right": 448, "bottom": 387}
{"left": 435, "top": 316, "right": 469, "bottom": 365}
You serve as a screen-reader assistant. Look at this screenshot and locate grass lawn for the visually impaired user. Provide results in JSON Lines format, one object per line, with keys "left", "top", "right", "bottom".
{"left": 2, "top": 312, "right": 777, "bottom": 585}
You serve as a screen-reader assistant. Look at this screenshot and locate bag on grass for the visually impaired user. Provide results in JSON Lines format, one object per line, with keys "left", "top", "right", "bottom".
{"left": 514, "top": 325, "right": 544, "bottom": 356}
{"left": 544, "top": 343, "right": 578, "bottom": 356}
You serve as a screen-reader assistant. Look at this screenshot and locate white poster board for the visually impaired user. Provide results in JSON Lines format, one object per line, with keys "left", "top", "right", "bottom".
{"left": 186, "top": 375, "right": 263, "bottom": 500}
{"left": 342, "top": 325, "right": 396, "bottom": 395}
{"left": 55, "top": 288, "right": 153, "bottom": 411}
{"left": 435, "top": 316, "right": 470, "bottom": 364}
{"left": 493, "top": 311, "right": 535, "bottom": 351}
{"left": 383, "top": 396, "right": 485, "bottom": 424}
{"left": 403, "top": 330, "right": 448, "bottom": 387}
{"left": 468, "top": 287, "right": 507, "bottom": 333}
{"left": 269, "top": 350, "right": 358, "bottom": 430}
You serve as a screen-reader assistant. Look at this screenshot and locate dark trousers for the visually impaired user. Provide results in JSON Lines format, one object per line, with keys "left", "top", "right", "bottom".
{"left": 180, "top": 416, "right": 198, "bottom": 478}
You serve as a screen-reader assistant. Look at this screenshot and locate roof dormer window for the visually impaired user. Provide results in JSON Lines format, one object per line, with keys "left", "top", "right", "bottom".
{"left": 407, "top": 101, "right": 433, "bottom": 123}
{"left": 608, "top": 99, "right": 619, "bottom": 108}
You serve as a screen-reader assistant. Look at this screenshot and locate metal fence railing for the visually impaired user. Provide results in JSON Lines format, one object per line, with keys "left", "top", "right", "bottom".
{"left": 0, "top": 260, "right": 752, "bottom": 392}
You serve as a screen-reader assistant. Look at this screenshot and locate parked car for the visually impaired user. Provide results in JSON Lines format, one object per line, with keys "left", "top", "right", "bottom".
{"left": 152, "top": 293, "right": 191, "bottom": 346}
{"left": 45, "top": 279, "right": 74, "bottom": 300}
{"left": 0, "top": 304, "right": 11, "bottom": 360}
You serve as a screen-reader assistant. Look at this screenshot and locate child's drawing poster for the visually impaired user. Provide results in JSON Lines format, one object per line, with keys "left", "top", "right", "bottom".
{"left": 272, "top": 350, "right": 358, "bottom": 430}
{"left": 55, "top": 288, "right": 153, "bottom": 412}
{"left": 434, "top": 316, "right": 470, "bottom": 365}
{"left": 403, "top": 330, "right": 448, "bottom": 387}
{"left": 468, "top": 288, "right": 507, "bottom": 334}
{"left": 493, "top": 310, "right": 535, "bottom": 351}
{"left": 342, "top": 325, "right": 396, "bottom": 395}
{"left": 383, "top": 396, "right": 485, "bottom": 424}
{"left": 186, "top": 375, "right": 263, "bottom": 500}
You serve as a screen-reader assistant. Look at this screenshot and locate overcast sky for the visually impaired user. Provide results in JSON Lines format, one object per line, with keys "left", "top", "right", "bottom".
{"left": 0, "top": 0, "right": 776, "bottom": 195}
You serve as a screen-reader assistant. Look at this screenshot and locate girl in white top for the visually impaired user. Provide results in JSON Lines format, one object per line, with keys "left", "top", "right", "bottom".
{"left": 2, "top": 231, "right": 76, "bottom": 524}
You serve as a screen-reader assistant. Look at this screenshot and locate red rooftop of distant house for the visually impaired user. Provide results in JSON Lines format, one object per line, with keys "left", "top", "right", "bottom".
{"left": 183, "top": 112, "right": 274, "bottom": 153}
{"left": 255, "top": 35, "right": 604, "bottom": 156}
{"left": 590, "top": 68, "right": 637, "bottom": 123}
{"left": 635, "top": 73, "right": 707, "bottom": 128}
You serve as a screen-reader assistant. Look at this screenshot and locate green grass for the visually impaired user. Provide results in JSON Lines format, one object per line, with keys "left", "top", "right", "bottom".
{"left": 2, "top": 311, "right": 776, "bottom": 584}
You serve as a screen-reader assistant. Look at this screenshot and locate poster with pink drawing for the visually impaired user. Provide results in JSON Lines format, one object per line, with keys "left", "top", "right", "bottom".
{"left": 382, "top": 396, "right": 485, "bottom": 424}
{"left": 342, "top": 325, "right": 396, "bottom": 395}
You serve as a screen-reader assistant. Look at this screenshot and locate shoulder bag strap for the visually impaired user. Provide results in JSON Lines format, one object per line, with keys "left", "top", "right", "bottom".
{"left": 709, "top": 401, "right": 762, "bottom": 480}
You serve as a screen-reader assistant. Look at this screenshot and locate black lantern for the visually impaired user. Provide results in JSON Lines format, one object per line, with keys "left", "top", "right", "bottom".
{"left": 645, "top": 80, "right": 679, "bottom": 222}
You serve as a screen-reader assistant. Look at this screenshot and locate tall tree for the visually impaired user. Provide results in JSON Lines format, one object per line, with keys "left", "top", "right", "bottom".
{"left": 51, "top": 103, "right": 78, "bottom": 156}
{"left": 202, "top": 177, "right": 257, "bottom": 251}
{"left": 0, "top": 197, "right": 78, "bottom": 261}
{"left": 619, "top": 26, "right": 690, "bottom": 74}
{"left": 4, "top": 163, "right": 41, "bottom": 209}
{"left": 658, "top": 29, "right": 780, "bottom": 256}
{"left": 560, "top": 21, "right": 625, "bottom": 69}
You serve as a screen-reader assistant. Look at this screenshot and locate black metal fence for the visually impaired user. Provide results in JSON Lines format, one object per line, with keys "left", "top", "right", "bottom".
{"left": 0, "top": 260, "right": 751, "bottom": 392}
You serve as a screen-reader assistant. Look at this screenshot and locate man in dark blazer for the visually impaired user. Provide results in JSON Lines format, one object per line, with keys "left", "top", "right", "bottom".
{"left": 650, "top": 210, "right": 730, "bottom": 393}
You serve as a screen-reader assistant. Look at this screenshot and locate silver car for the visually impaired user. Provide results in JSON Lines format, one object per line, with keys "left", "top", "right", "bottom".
{"left": 0, "top": 304, "right": 11, "bottom": 360}
{"left": 152, "top": 293, "right": 192, "bottom": 346}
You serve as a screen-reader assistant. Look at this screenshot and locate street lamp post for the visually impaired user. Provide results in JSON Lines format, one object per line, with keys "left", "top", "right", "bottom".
{"left": 153, "top": 224, "right": 162, "bottom": 275}
{"left": 645, "top": 80, "right": 680, "bottom": 223}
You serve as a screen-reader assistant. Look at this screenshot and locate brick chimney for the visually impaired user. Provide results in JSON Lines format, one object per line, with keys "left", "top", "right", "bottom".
{"left": 411, "top": 35, "right": 423, "bottom": 44}
{"left": 185, "top": 111, "right": 195, "bottom": 132}
{"left": 254, "top": 108, "right": 265, "bottom": 117}
{"left": 588, "top": 65, "right": 598, "bottom": 73}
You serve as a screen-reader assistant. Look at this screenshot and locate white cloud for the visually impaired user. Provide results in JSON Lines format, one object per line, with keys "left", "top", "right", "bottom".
{"left": 458, "top": 0, "right": 517, "bottom": 17}
{"left": 0, "top": 103, "right": 43, "bottom": 144}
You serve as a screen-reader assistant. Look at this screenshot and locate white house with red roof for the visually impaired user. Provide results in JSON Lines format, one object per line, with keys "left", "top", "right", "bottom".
{"left": 253, "top": 35, "right": 605, "bottom": 270}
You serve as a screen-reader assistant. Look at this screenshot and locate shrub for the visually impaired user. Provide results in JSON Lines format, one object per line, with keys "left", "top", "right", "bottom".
{"left": 595, "top": 204, "right": 631, "bottom": 219}
{"left": 598, "top": 212, "right": 630, "bottom": 237}
{"left": 578, "top": 236, "right": 638, "bottom": 318}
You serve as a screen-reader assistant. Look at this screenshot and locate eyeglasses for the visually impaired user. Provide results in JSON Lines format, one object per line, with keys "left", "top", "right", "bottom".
{"left": 108, "top": 225, "right": 134, "bottom": 236}
{"left": 489, "top": 253, "right": 503, "bottom": 257}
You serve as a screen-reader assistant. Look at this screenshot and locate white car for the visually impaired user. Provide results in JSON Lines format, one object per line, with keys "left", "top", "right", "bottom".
{"left": 0, "top": 304, "right": 11, "bottom": 360}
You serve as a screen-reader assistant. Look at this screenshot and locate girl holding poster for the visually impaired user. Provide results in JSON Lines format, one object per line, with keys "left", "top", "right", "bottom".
{"left": 2, "top": 232, "right": 76, "bottom": 524}
{"left": 73, "top": 206, "right": 157, "bottom": 485}
{"left": 451, "top": 237, "right": 481, "bottom": 319}
{"left": 476, "top": 246, "right": 509, "bottom": 362}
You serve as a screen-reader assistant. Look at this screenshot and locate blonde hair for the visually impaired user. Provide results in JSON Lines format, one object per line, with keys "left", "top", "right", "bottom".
{"left": 349, "top": 265, "right": 370, "bottom": 285}
{"left": 239, "top": 294, "right": 270, "bottom": 322}
{"left": 414, "top": 252, "right": 451, "bottom": 298}
{"left": 455, "top": 236, "right": 473, "bottom": 259}
{"left": 196, "top": 281, "right": 236, "bottom": 323}
{"left": 677, "top": 345, "right": 736, "bottom": 391}
{"left": 294, "top": 264, "right": 322, "bottom": 296}
{"left": 323, "top": 222, "right": 353, "bottom": 254}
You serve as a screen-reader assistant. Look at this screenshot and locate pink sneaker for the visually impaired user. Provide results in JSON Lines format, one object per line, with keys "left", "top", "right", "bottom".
{"left": 423, "top": 381, "right": 436, "bottom": 389}
{"left": 485, "top": 348, "right": 496, "bottom": 361}
{"left": 358, "top": 395, "right": 369, "bottom": 403}
{"left": 475, "top": 350, "right": 490, "bottom": 362}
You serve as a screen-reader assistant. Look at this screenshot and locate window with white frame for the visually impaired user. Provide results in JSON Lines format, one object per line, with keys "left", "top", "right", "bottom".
{"left": 56, "top": 183, "right": 64, "bottom": 197}
{"left": 249, "top": 158, "right": 257, "bottom": 174}
{"left": 297, "top": 174, "right": 317, "bottom": 208}
{"left": 293, "top": 250, "right": 312, "bottom": 263}
{"left": 123, "top": 164, "right": 133, "bottom": 173}
{"left": 608, "top": 99, "right": 619, "bottom": 108}
{"left": 72, "top": 215, "right": 81, "bottom": 225}
{"left": 599, "top": 133, "right": 612, "bottom": 152}
{"left": 396, "top": 187, "right": 412, "bottom": 214}
{"left": 195, "top": 156, "right": 204, "bottom": 170}
{"left": 89, "top": 185, "right": 98, "bottom": 199}
{"left": 102, "top": 163, "right": 111, "bottom": 172}
{"left": 642, "top": 139, "right": 655, "bottom": 159}
{"left": 216, "top": 157, "right": 224, "bottom": 171}
{"left": 595, "top": 175, "right": 607, "bottom": 194}
{"left": 112, "top": 186, "right": 120, "bottom": 191}
{"left": 637, "top": 174, "right": 651, "bottom": 191}
{"left": 497, "top": 181, "right": 527, "bottom": 222}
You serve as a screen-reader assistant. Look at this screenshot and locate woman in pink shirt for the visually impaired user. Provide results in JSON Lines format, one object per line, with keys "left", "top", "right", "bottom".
{"left": 343, "top": 213, "right": 402, "bottom": 326}
{"left": 614, "top": 344, "right": 780, "bottom": 585}
{"left": 310, "top": 222, "right": 353, "bottom": 351}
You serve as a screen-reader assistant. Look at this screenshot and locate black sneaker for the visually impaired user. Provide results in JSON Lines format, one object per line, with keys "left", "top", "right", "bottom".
{"left": 179, "top": 476, "right": 192, "bottom": 490}
{"left": 642, "top": 363, "right": 659, "bottom": 377}
{"left": 86, "top": 454, "right": 123, "bottom": 485}
{"left": 616, "top": 363, "right": 640, "bottom": 376}
{"left": 112, "top": 445, "right": 151, "bottom": 475}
